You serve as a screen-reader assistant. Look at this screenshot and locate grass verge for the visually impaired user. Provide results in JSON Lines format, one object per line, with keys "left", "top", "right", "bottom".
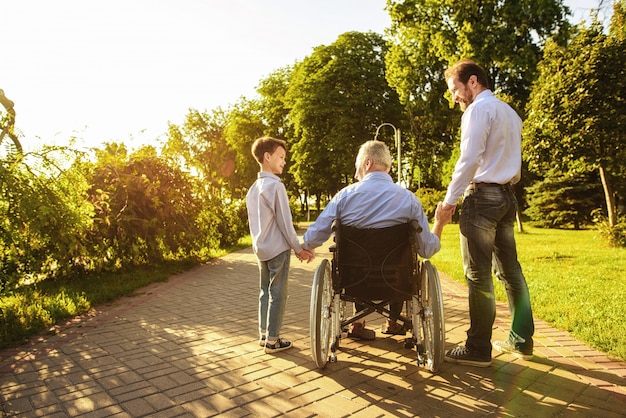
{"left": 0, "top": 236, "right": 252, "bottom": 348}
{"left": 433, "top": 224, "right": 626, "bottom": 362}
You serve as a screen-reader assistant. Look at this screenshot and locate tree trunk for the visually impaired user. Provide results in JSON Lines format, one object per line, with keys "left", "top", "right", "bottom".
{"left": 305, "top": 190, "right": 310, "bottom": 222}
{"left": 599, "top": 165, "right": 616, "bottom": 227}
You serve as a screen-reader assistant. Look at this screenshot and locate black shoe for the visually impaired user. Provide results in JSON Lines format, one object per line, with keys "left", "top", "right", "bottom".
{"left": 445, "top": 345, "right": 491, "bottom": 367}
{"left": 264, "top": 338, "right": 292, "bottom": 354}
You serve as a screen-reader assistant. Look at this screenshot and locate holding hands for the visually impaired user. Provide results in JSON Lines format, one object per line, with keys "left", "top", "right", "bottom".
{"left": 296, "top": 247, "right": 315, "bottom": 263}
{"left": 435, "top": 201, "right": 455, "bottom": 226}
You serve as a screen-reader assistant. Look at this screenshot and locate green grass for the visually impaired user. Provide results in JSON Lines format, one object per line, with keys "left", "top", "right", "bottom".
{"left": 433, "top": 224, "right": 626, "bottom": 362}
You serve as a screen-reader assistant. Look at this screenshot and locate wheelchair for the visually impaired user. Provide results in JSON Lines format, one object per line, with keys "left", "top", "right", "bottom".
{"left": 309, "top": 220, "right": 445, "bottom": 373}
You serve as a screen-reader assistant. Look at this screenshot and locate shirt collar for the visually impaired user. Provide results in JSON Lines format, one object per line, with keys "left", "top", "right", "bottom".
{"left": 258, "top": 171, "right": 281, "bottom": 181}
{"left": 475, "top": 89, "right": 493, "bottom": 101}
{"left": 361, "top": 171, "right": 393, "bottom": 182}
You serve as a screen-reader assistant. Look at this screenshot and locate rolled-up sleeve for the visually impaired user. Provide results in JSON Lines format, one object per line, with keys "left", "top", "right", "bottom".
{"left": 412, "top": 198, "right": 441, "bottom": 259}
{"left": 302, "top": 196, "right": 339, "bottom": 249}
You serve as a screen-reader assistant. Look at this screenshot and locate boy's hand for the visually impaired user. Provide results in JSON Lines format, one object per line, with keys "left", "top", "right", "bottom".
{"left": 296, "top": 248, "right": 315, "bottom": 263}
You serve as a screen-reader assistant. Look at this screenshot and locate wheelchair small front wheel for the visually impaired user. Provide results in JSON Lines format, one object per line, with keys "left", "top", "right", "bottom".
{"left": 310, "top": 259, "right": 333, "bottom": 369}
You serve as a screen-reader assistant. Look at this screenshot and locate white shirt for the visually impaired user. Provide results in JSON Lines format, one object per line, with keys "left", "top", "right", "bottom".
{"left": 246, "top": 172, "right": 303, "bottom": 261}
{"left": 444, "top": 90, "right": 523, "bottom": 206}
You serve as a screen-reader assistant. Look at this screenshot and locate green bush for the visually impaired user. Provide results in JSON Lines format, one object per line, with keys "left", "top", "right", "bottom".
{"left": 594, "top": 211, "right": 626, "bottom": 247}
{"left": 415, "top": 188, "right": 447, "bottom": 219}
{"left": 0, "top": 150, "right": 93, "bottom": 290}
{"left": 85, "top": 150, "right": 205, "bottom": 268}
{"left": 217, "top": 197, "right": 249, "bottom": 247}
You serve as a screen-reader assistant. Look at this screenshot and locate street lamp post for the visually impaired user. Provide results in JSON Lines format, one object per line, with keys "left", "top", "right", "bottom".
{"left": 374, "top": 123, "right": 401, "bottom": 184}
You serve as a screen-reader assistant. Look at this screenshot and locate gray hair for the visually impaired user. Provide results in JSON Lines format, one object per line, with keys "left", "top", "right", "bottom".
{"left": 357, "top": 140, "right": 392, "bottom": 171}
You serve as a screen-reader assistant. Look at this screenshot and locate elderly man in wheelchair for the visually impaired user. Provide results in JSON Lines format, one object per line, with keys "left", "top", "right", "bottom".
{"left": 302, "top": 140, "right": 452, "bottom": 372}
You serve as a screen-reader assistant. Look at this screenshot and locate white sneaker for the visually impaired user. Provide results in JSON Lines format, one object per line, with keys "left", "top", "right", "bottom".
{"left": 494, "top": 339, "right": 533, "bottom": 360}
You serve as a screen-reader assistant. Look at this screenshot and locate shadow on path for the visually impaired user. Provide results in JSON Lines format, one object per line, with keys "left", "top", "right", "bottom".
{"left": 0, "top": 241, "right": 624, "bottom": 417}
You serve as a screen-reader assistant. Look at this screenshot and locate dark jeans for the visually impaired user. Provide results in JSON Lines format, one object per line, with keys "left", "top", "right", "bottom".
{"left": 460, "top": 185, "right": 534, "bottom": 356}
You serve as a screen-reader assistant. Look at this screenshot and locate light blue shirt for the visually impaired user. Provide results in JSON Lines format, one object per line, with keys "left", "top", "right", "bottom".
{"left": 444, "top": 90, "right": 523, "bottom": 206}
{"left": 246, "top": 172, "right": 303, "bottom": 261}
{"left": 303, "top": 171, "right": 441, "bottom": 259}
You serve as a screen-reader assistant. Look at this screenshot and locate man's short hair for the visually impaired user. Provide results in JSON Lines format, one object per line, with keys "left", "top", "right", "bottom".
{"left": 251, "top": 136, "right": 287, "bottom": 164}
{"left": 358, "top": 140, "right": 392, "bottom": 171}
{"left": 444, "top": 59, "right": 491, "bottom": 89}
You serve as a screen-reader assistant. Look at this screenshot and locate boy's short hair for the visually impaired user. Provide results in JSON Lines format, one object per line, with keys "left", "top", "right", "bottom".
{"left": 251, "top": 136, "right": 287, "bottom": 164}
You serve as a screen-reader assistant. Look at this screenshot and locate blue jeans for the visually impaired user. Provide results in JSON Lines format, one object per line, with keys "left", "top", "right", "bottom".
{"left": 460, "top": 185, "right": 534, "bottom": 356}
{"left": 258, "top": 250, "right": 291, "bottom": 339}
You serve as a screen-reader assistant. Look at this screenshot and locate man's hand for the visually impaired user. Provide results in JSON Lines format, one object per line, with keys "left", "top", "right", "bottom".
{"left": 431, "top": 201, "right": 455, "bottom": 238}
{"left": 440, "top": 202, "right": 457, "bottom": 215}
{"left": 435, "top": 202, "right": 455, "bottom": 225}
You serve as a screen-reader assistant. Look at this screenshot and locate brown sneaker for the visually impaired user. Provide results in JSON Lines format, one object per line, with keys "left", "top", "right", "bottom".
{"left": 347, "top": 322, "right": 376, "bottom": 340}
{"left": 382, "top": 320, "right": 406, "bottom": 335}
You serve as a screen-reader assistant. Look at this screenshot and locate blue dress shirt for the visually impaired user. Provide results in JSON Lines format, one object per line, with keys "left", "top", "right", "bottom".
{"left": 303, "top": 171, "right": 440, "bottom": 259}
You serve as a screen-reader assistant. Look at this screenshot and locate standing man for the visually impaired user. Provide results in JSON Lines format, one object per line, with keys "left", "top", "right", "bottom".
{"left": 441, "top": 60, "right": 534, "bottom": 367}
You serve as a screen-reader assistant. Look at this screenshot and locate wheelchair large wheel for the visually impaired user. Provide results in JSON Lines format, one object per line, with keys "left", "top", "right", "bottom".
{"left": 418, "top": 260, "right": 445, "bottom": 373}
{"left": 310, "top": 259, "right": 333, "bottom": 369}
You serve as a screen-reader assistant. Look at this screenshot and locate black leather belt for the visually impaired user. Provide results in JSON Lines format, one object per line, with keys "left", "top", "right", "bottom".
{"left": 468, "top": 182, "right": 512, "bottom": 191}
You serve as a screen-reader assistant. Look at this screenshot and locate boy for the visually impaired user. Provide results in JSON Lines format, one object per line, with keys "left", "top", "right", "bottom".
{"left": 246, "top": 136, "right": 312, "bottom": 354}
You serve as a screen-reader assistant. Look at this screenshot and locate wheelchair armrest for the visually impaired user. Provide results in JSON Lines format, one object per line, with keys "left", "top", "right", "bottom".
{"left": 410, "top": 219, "right": 423, "bottom": 234}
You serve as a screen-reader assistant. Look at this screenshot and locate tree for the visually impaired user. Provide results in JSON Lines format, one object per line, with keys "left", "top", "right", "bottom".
{"left": 524, "top": 169, "right": 604, "bottom": 229}
{"left": 386, "top": 0, "right": 570, "bottom": 109}
{"left": 162, "top": 108, "right": 253, "bottom": 246}
{"left": 523, "top": 2, "right": 626, "bottom": 228}
{"left": 162, "top": 108, "right": 236, "bottom": 194}
{"left": 256, "top": 66, "right": 294, "bottom": 140}
{"left": 285, "top": 31, "right": 404, "bottom": 203}
{"left": 253, "top": 67, "right": 307, "bottom": 209}
{"left": 223, "top": 98, "right": 268, "bottom": 195}
{"left": 384, "top": 0, "right": 571, "bottom": 188}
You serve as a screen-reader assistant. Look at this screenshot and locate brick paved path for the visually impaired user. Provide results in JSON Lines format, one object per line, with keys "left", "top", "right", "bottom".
{"left": 1, "top": 235, "right": 625, "bottom": 417}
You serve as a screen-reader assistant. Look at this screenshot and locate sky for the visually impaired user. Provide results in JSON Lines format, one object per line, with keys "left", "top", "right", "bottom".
{"left": 1, "top": 0, "right": 613, "bottom": 152}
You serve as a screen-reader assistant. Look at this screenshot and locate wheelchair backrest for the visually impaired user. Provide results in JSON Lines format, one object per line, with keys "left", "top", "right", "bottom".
{"left": 333, "top": 222, "right": 418, "bottom": 300}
